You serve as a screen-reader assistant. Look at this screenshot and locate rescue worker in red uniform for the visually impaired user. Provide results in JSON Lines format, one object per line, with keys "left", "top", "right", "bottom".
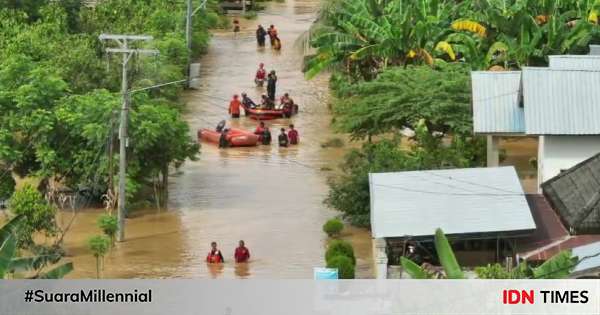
{"left": 255, "top": 63, "right": 266, "bottom": 86}
{"left": 206, "top": 241, "right": 224, "bottom": 264}
{"left": 229, "top": 94, "right": 241, "bottom": 118}
{"left": 288, "top": 124, "right": 299, "bottom": 145}
{"left": 234, "top": 240, "right": 251, "bottom": 263}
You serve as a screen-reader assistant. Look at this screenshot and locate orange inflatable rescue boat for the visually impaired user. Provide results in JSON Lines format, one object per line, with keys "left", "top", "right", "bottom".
{"left": 198, "top": 128, "right": 259, "bottom": 147}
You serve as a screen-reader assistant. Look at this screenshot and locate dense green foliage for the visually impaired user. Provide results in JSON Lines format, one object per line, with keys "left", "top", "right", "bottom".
{"left": 0, "top": 216, "right": 72, "bottom": 279}
{"left": 333, "top": 64, "right": 472, "bottom": 139}
{"left": 97, "top": 214, "right": 118, "bottom": 244}
{"left": 325, "top": 239, "right": 356, "bottom": 265}
{"left": 322, "top": 218, "right": 344, "bottom": 237}
{"left": 326, "top": 255, "right": 355, "bottom": 279}
{"left": 0, "top": 171, "right": 16, "bottom": 200}
{"left": 8, "top": 185, "right": 57, "bottom": 249}
{"left": 0, "top": 0, "right": 220, "bottom": 208}
{"left": 308, "top": 0, "right": 600, "bottom": 80}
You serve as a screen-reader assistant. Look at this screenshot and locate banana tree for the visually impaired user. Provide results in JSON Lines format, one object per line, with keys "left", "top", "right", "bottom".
{"left": 401, "top": 228, "right": 465, "bottom": 279}
{"left": 0, "top": 215, "right": 73, "bottom": 279}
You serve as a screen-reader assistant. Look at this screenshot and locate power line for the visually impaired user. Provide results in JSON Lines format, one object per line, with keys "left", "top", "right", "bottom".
{"left": 373, "top": 183, "right": 524, "bottom": 197}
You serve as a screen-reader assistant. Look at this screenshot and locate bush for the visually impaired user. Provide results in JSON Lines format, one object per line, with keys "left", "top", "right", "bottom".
{"left": 475, "top": 263, "right": 511, "bottom": 279}
{"left": 0, "top": 172, "right": 16, "bottom": 200}
{"left": 326, "top": 255, "right": 355, "bottom": 279}
{"left": 323, "top": 218, "right": 344, "bottom": 237}
{"left": 97, "top": 214, "right": 118, "bottom": 243}
{"left": 88, "top": 235, "right": 111, "bottom": 279}
{"left": 9, "top": 184, "right": 57, "bottom": 248}
{"left": 325, "top": 240, "right": 355, "bottom": 265}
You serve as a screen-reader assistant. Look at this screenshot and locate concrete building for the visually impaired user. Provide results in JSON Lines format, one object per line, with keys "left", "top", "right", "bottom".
{"left": 472, "top": 49, "right": 600, "bottom": 192}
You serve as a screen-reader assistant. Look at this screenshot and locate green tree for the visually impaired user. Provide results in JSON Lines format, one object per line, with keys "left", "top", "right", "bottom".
{"left": 0, "top": 172, "right": 16, "bottom": 200}
{"left": 8, "top": 185, "right": 57, "bottom": 249}
{"left": 97, "top": 214, "right": 118, "bottom": 245}
{"left": 332, "top": 64, "right": 472, "bottom": 140}
{"left": 88, "top": 235, "right": 110, "bottom": 279}
{"left": 325, "top": 239, "right": 356, "bottom": 265}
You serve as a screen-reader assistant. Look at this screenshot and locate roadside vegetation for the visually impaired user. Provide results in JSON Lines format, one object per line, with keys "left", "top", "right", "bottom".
{"left": 0, "top": 0, "right": 225, "bottom": 274}
{"left": 0, "top": 0, "right": 227, "bottom": 210}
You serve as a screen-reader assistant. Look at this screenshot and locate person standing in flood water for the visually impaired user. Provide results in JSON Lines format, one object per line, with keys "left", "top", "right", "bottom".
{"left": 234, "top": 240, "right": 251, "bottom": 263}
{"left": 268, "top": 25, "right": 277, "bottom": 46}
{"left": 206, "top": 241, "right": 224, "bottom": 264}
{"left": 229, "top": 94, "right": 241, "bottom": 118}
{"left": 278, "top": 128, "right": 289, "bottom": 147}
{"left": 256, "top": 25, "right": 267, "bottom": 46}
{"left": 267, "top": 70, "right": 277, "bottom": 101}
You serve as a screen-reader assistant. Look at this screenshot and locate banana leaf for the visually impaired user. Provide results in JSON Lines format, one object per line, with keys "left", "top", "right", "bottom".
{"left": 38, "top": 262, "right": 73, "bottom": 279}
{"left": 400, "top": 256, "right": 430, "bottom": 279}
{"left": 434, "top": 228, "right": 464, "bottom": 279}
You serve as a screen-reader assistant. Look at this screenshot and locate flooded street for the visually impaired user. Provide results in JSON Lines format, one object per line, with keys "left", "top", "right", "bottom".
{"left": 61, "top": 0, "right": 373, "bottom": 279}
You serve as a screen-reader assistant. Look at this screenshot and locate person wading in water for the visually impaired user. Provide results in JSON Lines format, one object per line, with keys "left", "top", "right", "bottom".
{"left": 206, "top": 241, "right": 224, "bottom": 264}
{"left": 234, "top": 240, "right": 251, "bottom": 263}
{"left": 256, "top": 25, "right": 267, "bottom": 46}
{"left": 267, "top": 70, "right": 277, "bottom": 102}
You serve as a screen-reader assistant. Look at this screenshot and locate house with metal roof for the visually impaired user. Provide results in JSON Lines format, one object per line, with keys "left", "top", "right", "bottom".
{"left": 472, "top": 47, "right": 600, "bottom": 191}
{"left": 368, "top": 166, "right": 536, "bottom": 279}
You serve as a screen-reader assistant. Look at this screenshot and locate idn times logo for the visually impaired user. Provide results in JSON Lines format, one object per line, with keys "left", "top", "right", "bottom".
{"left": 502, "top": 289, "right": 589, "bottom": 304}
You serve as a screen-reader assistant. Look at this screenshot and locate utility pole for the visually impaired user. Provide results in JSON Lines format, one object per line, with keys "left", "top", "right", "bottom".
{"left": 99, "top": 34, "right": 158, "bottom": 242}
{"left": 186, "top": 0, "right": 208, "bottom": 88}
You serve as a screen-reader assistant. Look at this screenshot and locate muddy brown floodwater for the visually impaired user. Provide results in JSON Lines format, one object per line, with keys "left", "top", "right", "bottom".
{"left": 59, "top": 0, "right": 374, "bottom": 279}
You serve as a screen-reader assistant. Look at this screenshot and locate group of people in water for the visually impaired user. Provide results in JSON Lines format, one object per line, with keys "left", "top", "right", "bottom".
{"left": 206, "top": 240, "right": 250, "bottom": 264}
{"left": 256, "top": 24, "right": 281, "bottom": 50}
{"left": 253, "top": 121, "right": 299, "bottom": 147}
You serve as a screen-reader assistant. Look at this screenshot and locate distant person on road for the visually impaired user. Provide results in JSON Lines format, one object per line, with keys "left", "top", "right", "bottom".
{"left": 278, "top": 128, "right": 288, "bottom": 147}
{"left": 256, "top": 25, "right": 267, "bottom": 46}
{"left": 234, "top": 240, "right": 251, "bottom": 263}
{"left": 206, "top": 241, "right": 225, "bottom": 263}
{"left": 262, "top": 126, "right": 272, "bottom": 145}
{"left": 267, "top": 70, "right": 277, "bottom": 101}
{"left": 229, "top": 94, "right": 241, "bottom": 118}
{"left": 288, "top": 124, "right": 299, "bottom": 145}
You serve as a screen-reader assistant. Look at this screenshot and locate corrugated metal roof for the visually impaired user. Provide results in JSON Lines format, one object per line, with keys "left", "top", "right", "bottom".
{"left": 369, "top": 166, "right": 535, "bottom": 238}
{"left": 471, "top": 71, "right": 525, "bottom": 134}
{"left": 522, "top": 67, "right": 600, "bottom": 135}
{"left": 548, "top": 55, "right": 600, "bottom": 70}
{"left": 589, "top": 45, "right": 600, "bottom": 55}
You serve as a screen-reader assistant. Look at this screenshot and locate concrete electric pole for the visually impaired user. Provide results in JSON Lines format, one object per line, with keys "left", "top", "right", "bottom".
{"left": 98, "top": 34, "right": 158, "bottom": 242}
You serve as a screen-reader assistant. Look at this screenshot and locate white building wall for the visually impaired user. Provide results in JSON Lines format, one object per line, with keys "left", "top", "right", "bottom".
{"left": 538, "top": 135, "right": 600, "bottom": 190}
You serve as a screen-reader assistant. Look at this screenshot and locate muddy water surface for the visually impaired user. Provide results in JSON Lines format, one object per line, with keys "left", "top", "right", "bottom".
{"left": 61, "top": 0, "right": 373, "bottom": 279}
